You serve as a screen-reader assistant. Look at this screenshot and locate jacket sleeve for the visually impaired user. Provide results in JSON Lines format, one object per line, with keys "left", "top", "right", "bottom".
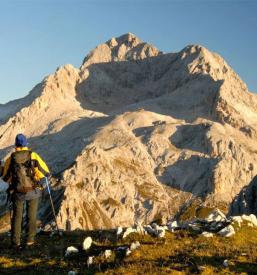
{"left": 2, "top": 156, "right": 12, "bottom": 183}
{"left": 31, "top": 152, "right": 50, "bottom": 181}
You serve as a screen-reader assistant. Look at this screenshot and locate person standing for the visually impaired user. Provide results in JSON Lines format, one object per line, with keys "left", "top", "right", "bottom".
{"left": 2, "top": 133, "right": 50, "bottom": 248}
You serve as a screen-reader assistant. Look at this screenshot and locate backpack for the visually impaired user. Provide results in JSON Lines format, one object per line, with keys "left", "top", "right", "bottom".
{"left": 10, "top": 150, "right": 36, "bottom": 193}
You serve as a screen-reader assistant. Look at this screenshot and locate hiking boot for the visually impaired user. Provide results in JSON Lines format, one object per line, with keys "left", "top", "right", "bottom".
{"left": 23, "top": 241, "right": 36, "bottom": 250}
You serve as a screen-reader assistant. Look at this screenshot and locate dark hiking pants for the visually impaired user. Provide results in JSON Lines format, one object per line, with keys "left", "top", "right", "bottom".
{"left": 11, "top": 197, "right": 39, "bottom": 245}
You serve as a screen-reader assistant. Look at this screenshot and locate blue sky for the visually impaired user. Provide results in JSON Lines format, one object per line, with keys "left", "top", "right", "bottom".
{"left": 0, "top": 0, "right": 257, "bottom": 103}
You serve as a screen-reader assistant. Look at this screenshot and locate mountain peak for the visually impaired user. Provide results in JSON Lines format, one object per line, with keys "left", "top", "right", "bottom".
{"left": 108, "top": 33, "right": 142, "bottom": 48}
{"left": 81, "top": 33, "right": 161, "bottom": 69}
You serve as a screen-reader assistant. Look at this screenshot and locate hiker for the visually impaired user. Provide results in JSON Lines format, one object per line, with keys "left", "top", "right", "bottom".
{"left": 1, "top": 133, "right": 50, "bottom": 248}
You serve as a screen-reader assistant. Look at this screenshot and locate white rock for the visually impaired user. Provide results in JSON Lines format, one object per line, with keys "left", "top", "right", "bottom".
{"left": 123, "top": 227, "right": 136, "bottom": 239}
{"left": 130, "top": 241, "right": 140, "bottom": 251}
{"left": 205, "top": 209, "right": 226, "bottom": 222}
{"left": 223, "top": 259, "right": 229, "bottom": 267}
{"left": 201, "top": 231, "right": 213, "bottom": 238}
{"left": 103, "top": 249, "right": 112, "bottom": 259}
{"left": 151, "top": 223, "right": 164, "bottom": 231}
{"left": 168, "top": 220, "right": 179, "bottom": 229}
{"left": 126, "top": 248, "right": 132, "bottom": 256}
{"left": 151, "top": 223, "right": 158, "bottom": 230}
{"left": 144, "top": 225, "right": 156, "bottom": 235}
{"left": 83, "top": 237, "right": 93, "bottom": 250}
{"left": 249, "top": 214, "right": 257, "bottom": 226}
{"left": 241, "top": 214, "right": 257, "bottom": 226}
{"left": 162, "top": 225, "right": 168, "bottom": 231}
{"left": 218, "top": 225, "right": 235, "bottom": 237}
{"left": 188, "top": 223, "right": 201, "bottom": 231}
{"left": 116, "top": 226, "right": 123, "bottom": 236}
{"left": 231, "top": 216, "right": 243, "bottom": 227}
{"left": 157, "top": 229, "right": 165, "bottom": 238}
{"left": 65, "top": 246, "right": 79, "bottom": 257}
{"left": 241, "top": 214, "right": 252, "bottom": 223}
{"left": 43, "top": 224, "right": 52, "bottom": 232}
{"left": 87, "top": 256, "right": 94, "bottom": 267}
{"left": 136, "top": 224, "right": 146, "bottom": 234}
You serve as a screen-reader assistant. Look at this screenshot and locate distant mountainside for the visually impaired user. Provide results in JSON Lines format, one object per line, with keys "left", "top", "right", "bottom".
{"left": 1, "top": 33, "right": 257, "bottom": 230}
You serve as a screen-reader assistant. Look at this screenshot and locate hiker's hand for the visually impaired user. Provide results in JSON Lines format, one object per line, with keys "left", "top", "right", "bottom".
{"left": 39, "top": 177, "right": 47, "bottom": 189}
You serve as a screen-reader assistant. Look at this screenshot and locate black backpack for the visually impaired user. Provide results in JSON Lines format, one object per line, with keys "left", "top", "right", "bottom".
{"left": 10, "top": 150, "right": 36, "bottom": 193}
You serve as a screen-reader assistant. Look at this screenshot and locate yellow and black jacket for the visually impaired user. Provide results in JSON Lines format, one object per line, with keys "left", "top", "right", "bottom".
{"left": 2, "top": 147, "right": 50, "bottom": 184}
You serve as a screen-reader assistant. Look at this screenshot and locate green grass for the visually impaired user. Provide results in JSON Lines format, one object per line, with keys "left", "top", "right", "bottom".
{"left": 0, "top": 226, "right": 257, "bottom": 274}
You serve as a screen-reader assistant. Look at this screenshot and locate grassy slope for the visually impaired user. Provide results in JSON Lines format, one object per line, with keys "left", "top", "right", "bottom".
{"left": 0, "top": 226, "right": 257, "bottom": 275}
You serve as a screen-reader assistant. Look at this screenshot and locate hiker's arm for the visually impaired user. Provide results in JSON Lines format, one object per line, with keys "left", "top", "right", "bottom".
{"left": 31, "top": 152, "right": 50, "bottom": 181}
{"left": 2, "top": 157, "right": 12, "bottom": 183}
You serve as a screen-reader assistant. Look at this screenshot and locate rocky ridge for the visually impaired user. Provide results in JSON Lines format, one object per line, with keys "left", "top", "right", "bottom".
{"left": 0, "top": 33, "right": 257, "bottom": 230}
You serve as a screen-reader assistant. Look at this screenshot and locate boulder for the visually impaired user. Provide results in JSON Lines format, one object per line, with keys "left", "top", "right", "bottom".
{"left": 167, "top": 220, "right": 179, "bottom": 231}
{"left": 116, "top": 226, "right": 123, "bottom": 236}
{"left": 231, "top": 216, "right": 243, "bottom": 227}
{"left": 123, "top": 227, "right": 137, "bottom": 239}
{"left": 218, "top": 225, "right": 235, "bottom": 237}
{"left": 144, "top": 225, "right": 156, "bottom": 235}
{"left": 103, "top": 250, "right": 112, "bottom": 259}
{"left": 241, "top": 214, "right": 257, "bottom": 227}
{"left": 83, "top": 237, "right": 93, "bottom": 250}
{"left": 87, "top": 256, "right": 94, "bottom": 267}
{"left": 65, "top": 246, "right": 79, "bottom": 257}
{"left": 201, "top": 231, "right": 214, "bottom": 238}
{"left": 205, "top": 209, "right": 226, "bottom": 223}
{"left": 130, "top": 241, "right": 141, "bottom": 251}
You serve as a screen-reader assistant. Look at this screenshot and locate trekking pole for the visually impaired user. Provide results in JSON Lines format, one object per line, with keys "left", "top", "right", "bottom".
{"left": 45, "top": 177, "right": 60, "bottom": 233}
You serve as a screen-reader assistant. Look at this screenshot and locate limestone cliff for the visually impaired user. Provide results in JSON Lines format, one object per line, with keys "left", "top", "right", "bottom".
{"left": 0, "top": 33, "right": 256, "bottom": 229}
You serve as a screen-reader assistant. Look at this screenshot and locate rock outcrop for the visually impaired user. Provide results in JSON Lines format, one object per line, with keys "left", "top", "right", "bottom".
{"left": 0, "top": 33, "right": 256, "bottom": 230}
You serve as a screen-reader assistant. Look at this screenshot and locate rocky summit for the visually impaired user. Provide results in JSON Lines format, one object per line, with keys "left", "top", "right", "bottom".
{"left": 1, "top": 33, "right": 257, "bottom": 230}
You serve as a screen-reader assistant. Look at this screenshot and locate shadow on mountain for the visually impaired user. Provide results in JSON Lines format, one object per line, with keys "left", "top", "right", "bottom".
{"left": 157, "top": 155, "right": 218, "bottom": 197}
{"left": 0, "top": 116, "right": 112, "bottom": 175}
{"left": 229, "top": 174, "right": 257, "bottom": 216}
{"left": 0, "top": 115, "right": 112, "bottom": 224}
{"left": 76, "top": 49, "right": 224, "bottom": 123}
{"left": 170, "top": 123, "right": 211, "bottom": 154}
{"left": 133, "top": 125, "right": 155, "bottom": 144}
{"left": 133, "top": 122, "right": 217, "bottom": 197}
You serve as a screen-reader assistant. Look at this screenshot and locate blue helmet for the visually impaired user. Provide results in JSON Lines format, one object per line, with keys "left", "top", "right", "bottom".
{"left": 15, "top": 133, "right": 28, "bottom": 147}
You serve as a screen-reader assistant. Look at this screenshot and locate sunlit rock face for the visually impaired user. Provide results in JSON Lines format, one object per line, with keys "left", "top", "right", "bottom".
{"left": 1, "top": 33, "right": 257, "bottom": 229}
